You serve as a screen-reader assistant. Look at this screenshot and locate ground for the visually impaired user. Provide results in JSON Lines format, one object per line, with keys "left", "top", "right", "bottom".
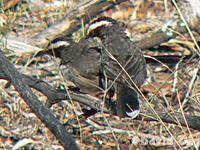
{"left": 0, "top": 0, "right": 200, "bottom": 149}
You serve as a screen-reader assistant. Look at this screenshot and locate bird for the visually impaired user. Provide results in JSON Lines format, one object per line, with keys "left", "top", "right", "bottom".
{"left": 87, "top": 17, "right": 147, "bottom": 117}
{"left": 60, "top": 37, "right": 103, "bottom": 94}
{"left": 61, "top": 16, "right": 147, "bottom": 118}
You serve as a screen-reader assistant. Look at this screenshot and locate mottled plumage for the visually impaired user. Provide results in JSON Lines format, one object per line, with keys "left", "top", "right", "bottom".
{"left": 88, "top": 17, "right": 147, "bottom": 117}
{"left": 61, "top": 17, "right": 147, "bottom": 117}
{"left": 61, "top": 37, "right": 102, "bottom": 94}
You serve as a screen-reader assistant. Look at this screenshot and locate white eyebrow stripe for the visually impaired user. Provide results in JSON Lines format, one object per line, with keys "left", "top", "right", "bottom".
{"left": 88, "top": 20, "right": 112, "bottom": 32}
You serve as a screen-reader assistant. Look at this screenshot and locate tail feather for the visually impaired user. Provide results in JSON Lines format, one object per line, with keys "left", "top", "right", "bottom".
{"left": 116, "top": 84, "right": 140, "bottom": 118}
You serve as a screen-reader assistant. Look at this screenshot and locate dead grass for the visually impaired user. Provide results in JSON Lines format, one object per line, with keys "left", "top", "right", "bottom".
{"left": 0, "top": 0, "right": 200, "bottom": 149}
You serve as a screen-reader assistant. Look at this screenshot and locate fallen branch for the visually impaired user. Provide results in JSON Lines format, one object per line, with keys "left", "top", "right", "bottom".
{"left": 2, "top": 0, "right": 128, "bottom": 52}
{"left": 0, "top": 50, "right": 80, "bottom": 150}
{"left": 3, "top": 0, "right": 200, "bottom": 53}
{"left": 17, "top": 73, "right": 200, "bottom": 131}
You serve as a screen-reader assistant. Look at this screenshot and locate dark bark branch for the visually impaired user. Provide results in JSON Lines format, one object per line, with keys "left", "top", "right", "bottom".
{"left": 1, "top": 54, "right": 198, "bottom": 132}
{"left": 21, "top": 75, "right": 103, "bottom": 110}
{"left": 0, "top": 1, "right": 200, "bottom": 146}
{"left": 3, "top": 0, "right": 200, "bottom": 54}
{"left": 3, "top": 0, "right": 128, "bottom": 53}
{"left": 31, "top": 0, "right": 128, "bottom": 49}
{"left": 18, "top": 73, "right": 200, "bottom": 131}
{"left": 0, "top": 50, "right": 80, "bottom": 150}
{"left": 141, "top": 109, "right": 200, "bottom": 131}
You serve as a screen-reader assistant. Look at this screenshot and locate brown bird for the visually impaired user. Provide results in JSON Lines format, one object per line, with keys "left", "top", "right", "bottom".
{"left": 61, "top": 17, "right": 147, "bottom": 118}
{"left": 60, "top": 37, "right": 103, "bottom": 94}
{"left": 87, "top": 17, "right": 147, "bottom": 117}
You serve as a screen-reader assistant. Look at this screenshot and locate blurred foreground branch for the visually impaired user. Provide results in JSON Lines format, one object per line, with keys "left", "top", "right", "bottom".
{"left": 0, "top": 50, "right": 80, "bottom": 150}
{"left": 13, "top": 72, "right": 200, "bottom": 131}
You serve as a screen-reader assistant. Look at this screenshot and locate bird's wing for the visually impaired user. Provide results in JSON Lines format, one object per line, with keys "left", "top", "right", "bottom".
{"left": 61, "top": 37, "right": 102, "bottom": 93}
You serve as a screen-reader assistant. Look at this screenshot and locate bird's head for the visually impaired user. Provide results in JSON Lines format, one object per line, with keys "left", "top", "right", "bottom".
{"left": 87, "top": 16, "right": 118, "bottom": 37}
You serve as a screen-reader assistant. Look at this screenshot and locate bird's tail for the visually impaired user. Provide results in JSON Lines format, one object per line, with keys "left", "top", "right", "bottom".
{"left": 116, "top": 84, "right": 140, "bottom": 118}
